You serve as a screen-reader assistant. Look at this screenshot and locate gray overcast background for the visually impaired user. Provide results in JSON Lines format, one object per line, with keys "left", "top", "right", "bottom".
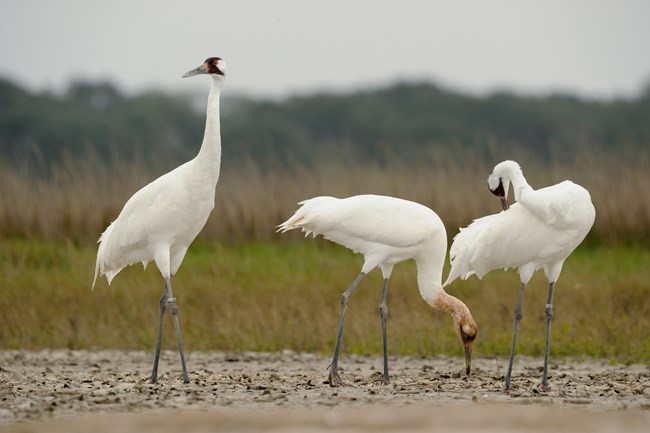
{"left": 1, "top": 0, "right": 650, "bottom": 99}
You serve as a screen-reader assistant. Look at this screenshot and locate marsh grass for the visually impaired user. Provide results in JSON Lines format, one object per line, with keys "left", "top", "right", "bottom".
{"left": 1, "top": 238, "right": 648, "bottom": 364}
{"left": 1, "top": 148, "right": 649, "bottom": 361}
{"left": 1, "top": 147, "right": 649, "bottom": 244}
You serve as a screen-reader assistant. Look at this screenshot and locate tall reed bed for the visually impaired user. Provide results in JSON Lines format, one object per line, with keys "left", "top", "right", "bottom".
{"left": 1, "top": 147, "right": 648, "bottom": 244}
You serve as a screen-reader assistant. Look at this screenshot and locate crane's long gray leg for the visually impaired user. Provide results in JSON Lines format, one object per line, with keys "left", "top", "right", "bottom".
{"left": 379, "top": 278, "right": 390, "bottom": 385}
{"left": 504, "top": 282, "right": 526, "bottom": 392}
{"left": 149, "top": 289, "right": 168, "bottom": 383}
{"left": 165, "top": 278, "right": 190, "bottom": 384}
{"left": 148, "top": 278, "right": 189, "bottom": 384}
{"left": 539, "top": 281, "right": 556, "bottom": 392}
{"left": 328, "top": 272, "right": 365, "bottom": 387}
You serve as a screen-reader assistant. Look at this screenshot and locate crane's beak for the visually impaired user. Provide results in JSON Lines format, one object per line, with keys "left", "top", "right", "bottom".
{"left": 490, "top": 180, "right": 509, "bottom": 211}
{"left": 499, "top": 195, "right": 509, "bottom": 211}
{"left": 182, "top": 63, "right": 208, "bottom": 78}
{"left": 464, "top": 340, "right": 472, "bottom": 375}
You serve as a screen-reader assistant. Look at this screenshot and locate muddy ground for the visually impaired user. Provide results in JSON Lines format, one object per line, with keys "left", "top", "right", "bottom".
{"left": 1, "top": 350, "right": 649, "bottom": 432}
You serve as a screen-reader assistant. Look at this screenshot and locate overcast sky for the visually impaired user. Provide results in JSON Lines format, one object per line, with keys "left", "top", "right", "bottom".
{"left": 2, "top": 0, "right": 650, "bottom": 99}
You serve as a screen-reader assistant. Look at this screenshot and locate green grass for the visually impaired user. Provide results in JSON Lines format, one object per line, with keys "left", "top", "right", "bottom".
{"left": 1, "top": 238, "right": 649, "bottom": 364}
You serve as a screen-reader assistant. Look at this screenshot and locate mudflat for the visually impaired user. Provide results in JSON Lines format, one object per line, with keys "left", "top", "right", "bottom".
{"left": 1, "top": 350, "right": 648, "bottom": 432}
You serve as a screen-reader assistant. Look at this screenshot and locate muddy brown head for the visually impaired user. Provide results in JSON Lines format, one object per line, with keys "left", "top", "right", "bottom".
{"left": 459, "top": 321, "right": 477, "bottom": 376}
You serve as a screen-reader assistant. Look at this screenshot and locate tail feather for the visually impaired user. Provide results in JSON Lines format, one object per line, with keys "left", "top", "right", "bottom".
{"left": 92, "top": 229, "right": 107, "bottom": 291}
{"left": 278, "top": 196, "right": 338, "bottom": 237}
{"left": 91, "top": 264, "right": 100, "bottom": 291}
{"left": 277, "top": 197, "right": 332, "bottom": 236}
{"left": 443, "top": 213, "right": 499, "bottom": 287}
{"left": 276, "top": 215, "right": 306, "bottom": 233}
{"left": 92, "top": 222, "right": 121, "bottom": 290}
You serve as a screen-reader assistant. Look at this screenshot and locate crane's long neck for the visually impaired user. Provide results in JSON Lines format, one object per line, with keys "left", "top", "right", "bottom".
{"left": 194, "top": 78, "right": 223, "bottom": 183}
{"left": 509, "top": 171, "right": 534, "bottom": 203}
{"left": 416, "top": 254, "right": 470, "bottom": 322}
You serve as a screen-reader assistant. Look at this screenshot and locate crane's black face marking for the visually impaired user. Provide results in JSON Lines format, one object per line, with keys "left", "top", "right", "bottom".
{"left": 489, "top": 179, "right": 510, "bottom": 210}
{"left": 489, "top": 179, "right": 505, "bottom": 197}
{"left": 204, "top": 57, "right": 225, "bottom": 75}
{"left": 182, "top": 57, "right": 225, "bottom": 78}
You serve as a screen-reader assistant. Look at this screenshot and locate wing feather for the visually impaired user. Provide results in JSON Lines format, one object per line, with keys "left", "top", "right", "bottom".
{"left": 278, "top": 195, "right": 440, "bottom": 250}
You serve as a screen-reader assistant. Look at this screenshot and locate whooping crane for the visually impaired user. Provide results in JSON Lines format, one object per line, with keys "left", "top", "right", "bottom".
{"left": 445, "top": 160, "right": 595, "bottom": 391}
{"left": 93, "top": 57, "right": 227, "bottom": 384}
{"left": 279, "top": 194, "right": 477, "bottom": 386}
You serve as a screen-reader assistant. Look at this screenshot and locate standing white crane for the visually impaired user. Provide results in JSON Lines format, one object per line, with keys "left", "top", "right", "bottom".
{"left": 444, "top": 160, "right": 595, "bottom": 392}
{"left": 92, "top": 57, "right": 227, "bottom": 384}
{"left": 278, "top": 194, "right": 477, "bottom": 386}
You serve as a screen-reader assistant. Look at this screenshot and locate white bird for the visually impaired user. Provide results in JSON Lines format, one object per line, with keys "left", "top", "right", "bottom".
{"left": 92, "top": 57, "right": 227, "bottom": 384}
{"left": 278, "top": 194, "right": 477, "bottom": 386}
{"left": 444, "top": 160, "right": 595, "bottom": 392}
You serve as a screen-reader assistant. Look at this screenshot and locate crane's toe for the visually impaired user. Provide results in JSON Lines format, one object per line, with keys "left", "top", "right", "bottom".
{"left": 328, "top": 368, "right": 347, "bottom": 387}
{"left": 502, "top": 384, "right": 522, "bottom": 395}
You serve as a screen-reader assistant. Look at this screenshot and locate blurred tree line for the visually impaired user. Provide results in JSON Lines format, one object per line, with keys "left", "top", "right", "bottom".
{"left": 1, "top": 76, "right": 649, "bottom": 169}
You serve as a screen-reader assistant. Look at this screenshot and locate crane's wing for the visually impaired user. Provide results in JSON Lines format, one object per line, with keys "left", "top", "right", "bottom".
{"left": 93, "top": 169, "right": 189, "bottom": 287}
{"left": 278, "top": 195, "right": 441, "bottom": 250}
{"left": 519, "top": 181, "right": 593, "bottom": 229}
{"left": 444, "top": 203, "right": 582, "bottom": 286}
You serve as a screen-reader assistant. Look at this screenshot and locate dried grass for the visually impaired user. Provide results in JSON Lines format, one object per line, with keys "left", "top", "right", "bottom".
{"left": 1, "top": 147, "right": 648, "bottom": 244}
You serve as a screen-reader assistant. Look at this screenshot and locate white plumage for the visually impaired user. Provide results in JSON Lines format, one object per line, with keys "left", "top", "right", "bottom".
{"left": 93, "top": 158, "right": 217, "bottom": 285}
{"left": 93, "top": 57, "right": 227, "bottom": 384}
{"left": 445, "top": 160, "right": 595, "bottom": 391}
{"left": 445, "top": 181, "right": 593, "bottom": 284}
{"left": 279, "top": 194, "right": 477, "bottom": 386}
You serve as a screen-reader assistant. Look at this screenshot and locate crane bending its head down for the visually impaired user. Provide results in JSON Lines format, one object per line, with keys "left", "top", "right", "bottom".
{"left": 278, "top": 195, "right": 477, "bottom": 386}
{"left": 487, "top": 160, "right": 523, "bottom": 211}
{"left": 93, "top": 57, "right": 227, "bottom": 384}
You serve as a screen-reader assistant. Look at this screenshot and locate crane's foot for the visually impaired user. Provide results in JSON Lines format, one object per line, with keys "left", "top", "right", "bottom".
{"left": 536, "top": 382, "right": 551, "bottom": 393}
{"left": 381, "top": 376, "right": 390, "bottom": 386}
{"left": 145, "top": 376, "right": 158, "bottom": 384}
{"left": 503, "top": 383, "right": 519, "bottom": 394}
{"left": 327, "top": 367, "right": 347, "bottom": 387}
